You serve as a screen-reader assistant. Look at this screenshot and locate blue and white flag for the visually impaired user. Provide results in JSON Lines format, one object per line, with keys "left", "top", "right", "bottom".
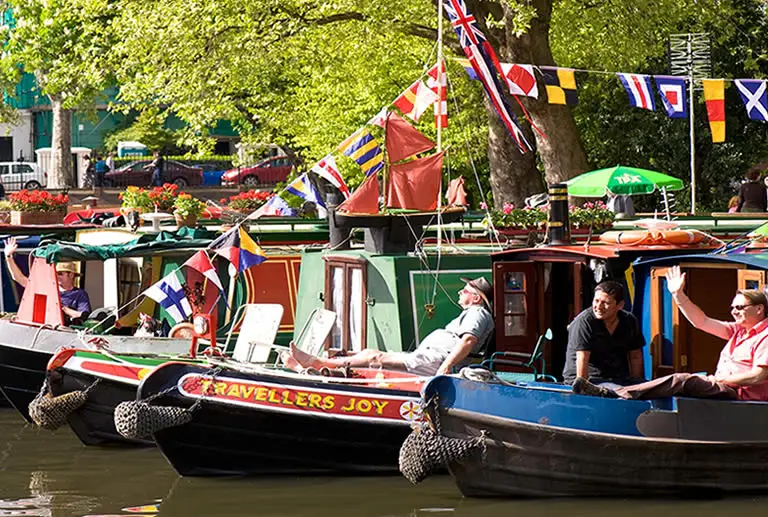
{"left": 144, "top": 271, "right": 192, "bottom": 324}
{"left": 654, "top": 76, "right": 687, "bottom": 118}
{"left": 735, "top": 79, "right": 768, "bottom": 121}
{"left": 286, "top": 173, "right": 327, "bottom": 218}
{"left": 617, "top": 73, "right": 655, "bottom": 111}
{"left": 248, "top": 194, "right": 296, "bottom": 219}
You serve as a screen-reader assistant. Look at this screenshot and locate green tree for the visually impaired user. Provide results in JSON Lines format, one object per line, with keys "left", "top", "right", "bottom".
{"left": 0, "top": 0, "right": 116, "bottom": 187}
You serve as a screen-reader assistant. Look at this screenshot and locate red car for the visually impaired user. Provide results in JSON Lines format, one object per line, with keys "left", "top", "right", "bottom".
{"left": 221, "top": 156, "right": 294, "bottom": 187}
{"left": 103, "top": 160, "right": 203, "bottom": 187}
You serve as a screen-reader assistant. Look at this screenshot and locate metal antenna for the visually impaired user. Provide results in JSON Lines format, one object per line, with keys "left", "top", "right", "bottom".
{"left": 668, "top": 33, "right": 712, "bottom": 215}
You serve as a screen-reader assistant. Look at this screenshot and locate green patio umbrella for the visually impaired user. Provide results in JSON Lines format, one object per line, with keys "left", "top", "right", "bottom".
{"left": 566, "top": 165, "right": 684, "bottom": 197}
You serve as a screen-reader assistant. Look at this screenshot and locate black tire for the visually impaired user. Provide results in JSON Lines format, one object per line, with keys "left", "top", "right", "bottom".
{"left": 172, "top": 177, "right": 189, "bottom": 188}
{"left": 243, "top": 175, "right": 260, "bottom": 187}
{"left": 24, "top": 181, "right": 41, "bottom": 190}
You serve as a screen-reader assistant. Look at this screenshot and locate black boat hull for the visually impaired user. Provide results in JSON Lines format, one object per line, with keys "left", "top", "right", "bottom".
{"left": 434, "top": 407, "right": 768, "bottom": 498}
{"left": 0, "top": 344, "right": 50, "bottom": 422}
{"left": 48, "top": 367, "right": 153, "bottom": 447}
{"left": 139, "top": 362, "right": 423, "bottom": 476}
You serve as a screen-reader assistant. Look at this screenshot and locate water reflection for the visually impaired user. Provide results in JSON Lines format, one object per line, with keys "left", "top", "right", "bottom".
{"left": 0, "top": 410, "right": 767, "bottom": 517}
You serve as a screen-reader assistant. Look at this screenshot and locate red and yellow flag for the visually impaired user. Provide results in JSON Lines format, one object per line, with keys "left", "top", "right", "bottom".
{"left": 702, "top": 79, "right": 725, "bottom": 143}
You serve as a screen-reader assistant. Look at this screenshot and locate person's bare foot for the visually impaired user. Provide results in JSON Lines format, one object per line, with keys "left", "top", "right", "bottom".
{"left": 280, "top": 349, "right": 301, "bottom": 370}
{"left": 289, "top": 342, "right": 322, "bottom": 369}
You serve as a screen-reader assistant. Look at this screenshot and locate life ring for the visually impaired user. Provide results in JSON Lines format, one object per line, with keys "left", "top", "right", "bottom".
{"left": 599, "top": 229, "right": 708, "bottom": 246}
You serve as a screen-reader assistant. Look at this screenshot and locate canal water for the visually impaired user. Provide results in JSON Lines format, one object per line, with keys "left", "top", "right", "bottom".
{"left": 0, "top": 411, "right": 766, "bottom": 517}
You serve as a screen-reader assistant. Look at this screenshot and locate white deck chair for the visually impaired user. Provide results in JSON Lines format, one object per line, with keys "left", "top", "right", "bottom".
{"left": 270, "top": 308, "right": 336, "bottom": 367}
{"left": 226, "top": 303, "right": 284, "bottom": 363}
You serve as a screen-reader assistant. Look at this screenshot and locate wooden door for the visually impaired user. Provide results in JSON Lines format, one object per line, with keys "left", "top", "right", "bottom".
{"left": 493, "top": 262, "right": 537, "bottom": 354}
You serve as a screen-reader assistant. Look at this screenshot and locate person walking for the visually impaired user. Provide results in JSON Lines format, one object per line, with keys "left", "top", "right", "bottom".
{"left": 144, "top": 150, "right": 165, "bottom": 187}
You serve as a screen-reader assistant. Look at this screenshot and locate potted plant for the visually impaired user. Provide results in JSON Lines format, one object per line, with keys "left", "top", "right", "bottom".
{"left": 148, "top": 183, "right": 179, "bottom": 212}
{"left": 118, "top": 186, "right": 152, "bottom": 215}
{"left": 569, "top": 201, "right": 615, "bottom": 232}
{"left": 173, "top": 193, "right": 206, "bottom": 227}
{"left": 482, "top": 202, "right": 548, "bottom": 234}
{"left": 221, "top": 190, "right": 275, "bottom": 214}
{"left": 0, "top": 200, "right": 13, "bottom": 224}
{"left": 8, "top": 189, "right": 69, "bottom": 225}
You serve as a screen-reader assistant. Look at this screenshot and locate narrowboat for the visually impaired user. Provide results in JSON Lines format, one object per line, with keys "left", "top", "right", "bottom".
{"left": 408, "top": 239, "right": 768, "bottom": 497}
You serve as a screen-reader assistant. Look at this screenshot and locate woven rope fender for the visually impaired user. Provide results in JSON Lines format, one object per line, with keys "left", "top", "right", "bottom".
{"left": 114, "top": 401, "right": 193, "bottom": 440}
{"left": 28, "top": 390, "right": 88, "bottom": 431}
{"left": 398, "top": 423, "right": 478, "bottom": 484}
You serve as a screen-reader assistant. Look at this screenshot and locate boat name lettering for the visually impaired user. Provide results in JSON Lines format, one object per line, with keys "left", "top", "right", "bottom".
{"left": 180, "top": 375, "right": 406, "bottom": 419}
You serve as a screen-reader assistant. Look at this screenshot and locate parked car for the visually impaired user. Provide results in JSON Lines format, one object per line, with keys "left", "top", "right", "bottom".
{"left": 221, "top": 156, "right": 294, "bottom": 187}
{"left": 0, "top": 162, "right": 46, "bottom": 191}
{"left": 103, "top": 160, "right": 203, "bottom": 188}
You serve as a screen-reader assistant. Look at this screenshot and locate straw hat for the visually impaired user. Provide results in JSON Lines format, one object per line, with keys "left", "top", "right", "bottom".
{"left": 460, "top": 276, "right": 493, "bottom": 309}
{"left": 55, "top": 262, "right": 79, "bottom": 275}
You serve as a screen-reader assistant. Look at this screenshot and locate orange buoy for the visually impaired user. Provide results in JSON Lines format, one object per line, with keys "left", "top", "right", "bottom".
{"left": 599, "top": 229, "right": 708, "bottom": 246}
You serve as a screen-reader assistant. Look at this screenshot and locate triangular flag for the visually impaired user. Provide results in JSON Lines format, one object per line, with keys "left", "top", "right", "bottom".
{"left": 385, "top": 111, "right": 435, "bottom": 163}
{"left": 311, "top": 154, "right": 350, "bottom": 199}
{"left": 337, "top": 174, "right": 380, "bottom": 214}
{"left": 393, "top": 79, "right": 439, "bottom": 122}
{"left": 183, "top": 250, "right": 224, "bottom": 293}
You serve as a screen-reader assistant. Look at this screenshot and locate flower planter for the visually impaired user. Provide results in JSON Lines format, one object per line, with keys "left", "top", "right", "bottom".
{"left": 174, "top": 213, "right": 199, "bottom": 228}
{"left": 11, "top": 209, "right": 66, "bottom": 225}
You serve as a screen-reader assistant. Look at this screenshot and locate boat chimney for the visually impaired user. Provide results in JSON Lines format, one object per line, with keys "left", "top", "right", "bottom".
{"left": 327, "top": 192, "right": 351, "bottom": 250}
{"left": 547, "top": 183, "right": 571, "bottom": 245}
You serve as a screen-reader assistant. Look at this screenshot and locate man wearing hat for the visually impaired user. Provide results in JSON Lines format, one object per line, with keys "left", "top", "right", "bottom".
{"left": 562, "top": 280, "right": 645, "bottom": 387}
{"left": 4, "top": 237, "right": 91, "bottom": 323}
{"left": 285, "top": 276, "right": 494, "bottom": 376}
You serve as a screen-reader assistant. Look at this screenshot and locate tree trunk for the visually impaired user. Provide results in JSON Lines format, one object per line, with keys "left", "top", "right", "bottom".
{"left": 503, "top": 0, "right": 590, "bottom": 185}
{"left": 487, "top": 99, "right": 544, "bottom": 204}
{"left": 49, "top": 95, "right": 73, "bottom": 188}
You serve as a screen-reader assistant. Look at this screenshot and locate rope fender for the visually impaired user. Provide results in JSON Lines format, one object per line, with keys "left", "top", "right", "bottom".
{"left": 28, "top": 378, "right": 101, "bottom": 431}
{"left": 114, "top": 401, "right": 195, "bottom": 440}
{"left": 398, "top": 422, "right": 480, "bottom": 485}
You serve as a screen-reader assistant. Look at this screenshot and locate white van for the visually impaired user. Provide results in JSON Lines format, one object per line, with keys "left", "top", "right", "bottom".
{"left": 0, "top": 162, "right": 46, "bottom": 191}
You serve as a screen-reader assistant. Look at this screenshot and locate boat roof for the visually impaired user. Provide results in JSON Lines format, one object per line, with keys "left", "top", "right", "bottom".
{"left": 491, "top": 243, "right": 717, "bottom": 262}
{"left": 634, "top": 251, "right": 768, "bottom": 269}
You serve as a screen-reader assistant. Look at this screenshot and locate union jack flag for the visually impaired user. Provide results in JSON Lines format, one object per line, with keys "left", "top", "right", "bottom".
{"left": 442, "top": 0, "right": 531, "bottom": 153}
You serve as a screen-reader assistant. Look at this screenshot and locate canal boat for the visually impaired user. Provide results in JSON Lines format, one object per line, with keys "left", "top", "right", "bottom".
{"left": 407, "top": 244, "right": 768, "bottom": 497}
{"left": 0, "top": 228, "right": 306, "bottom": 421}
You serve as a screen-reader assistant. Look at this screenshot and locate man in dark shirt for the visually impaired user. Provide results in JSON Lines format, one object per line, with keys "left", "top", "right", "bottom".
{"left": 145, "top": 150, "right": 165, "bottom": 187}
{"left": 562, "top": 280, "right": 645, "bottom": 386}
{"left": 737, "top": 165, "right": 767, "bottom": 212}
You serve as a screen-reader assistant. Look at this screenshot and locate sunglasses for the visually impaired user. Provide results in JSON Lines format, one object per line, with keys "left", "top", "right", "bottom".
{"left": 731, "top": 304, "right": 754, "bottom": 311}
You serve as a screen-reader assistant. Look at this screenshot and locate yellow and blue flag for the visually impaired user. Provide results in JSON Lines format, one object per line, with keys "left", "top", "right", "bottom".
{"left": 337, "top": 129, "right": 384, "bottom": 177}
{"left": 286, "top": 173, "right": 327, "bottom": 217}
{"left": 209, "top": 226, "right": 267, "bottom": 274}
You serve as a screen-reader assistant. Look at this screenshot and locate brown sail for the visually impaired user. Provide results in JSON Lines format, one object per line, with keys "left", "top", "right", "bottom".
{"left": 387, "top": 152, "right": 444, "bottom": 211}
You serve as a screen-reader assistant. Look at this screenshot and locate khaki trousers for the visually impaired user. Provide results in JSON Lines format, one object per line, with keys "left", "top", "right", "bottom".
{"left": 615, "top": 373, "right": 738, "bottom": 400}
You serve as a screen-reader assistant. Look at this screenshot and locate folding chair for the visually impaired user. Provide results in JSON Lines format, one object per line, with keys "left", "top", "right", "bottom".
{"left": 225, "top": 303, "right": 284, "bottom": 363}
{"left": 481, "top": 328, "right": 556, "bottom": 382}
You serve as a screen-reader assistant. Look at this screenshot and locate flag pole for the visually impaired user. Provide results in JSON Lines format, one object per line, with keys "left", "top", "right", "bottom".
{"left": 436, "top": 0, "right": 444, "bottom": 251}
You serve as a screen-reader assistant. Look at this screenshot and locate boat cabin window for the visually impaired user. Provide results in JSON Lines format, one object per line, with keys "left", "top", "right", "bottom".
{"left": 118, "top": 258, "right": 150, "bottom": 315}
{"left": 323, "top": 256, "right": 367, "bottom": 353}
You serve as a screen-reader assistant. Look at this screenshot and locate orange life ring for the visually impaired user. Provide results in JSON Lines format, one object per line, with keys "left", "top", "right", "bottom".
{"left": 599, "top": 229, "right": 708, "bottom": 246}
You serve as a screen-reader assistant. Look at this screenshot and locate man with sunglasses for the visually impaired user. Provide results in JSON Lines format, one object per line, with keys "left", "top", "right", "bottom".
{"left": 284, "top": 277, "right": 494, "bottom": 376}
{"left": 574, "top": 265, "right": 768, "bottom": 401}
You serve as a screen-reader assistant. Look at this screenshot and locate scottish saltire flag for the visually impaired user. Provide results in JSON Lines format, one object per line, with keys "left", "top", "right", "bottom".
{"left": 337, "top": 129, "right": 384, "bottom": 176}
{"left": 442, "top": 0, "right": 531, "bottom": 153}
{"left": 654, "top": 76, "right": 687, "bottom": 118}
{"left": 311, "top": 154, "right": 350, "bottom": 198}
{"left": 617, "top": 73, "right": 655, "bottom": 110}
{"left": 209, "top": 226, "right": 267, "bottom": 273}
{"left": 286, "top": 173, "right": 327, "bottom": 217}
{"left": 144, "top": 271, "right": 192, "bottom": 324}
{"left": 735, "top": 79, "right": 768, "bottom": 121}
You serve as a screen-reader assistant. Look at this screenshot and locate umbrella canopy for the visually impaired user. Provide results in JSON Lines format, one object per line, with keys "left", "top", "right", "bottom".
{"left": 566, "top": 165, "right": 684, "bottom": 197}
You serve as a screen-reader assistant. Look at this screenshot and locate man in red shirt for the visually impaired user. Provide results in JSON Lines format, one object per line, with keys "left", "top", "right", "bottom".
{"left": 574, "top": 265, "right": 768, "bottom": 401}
